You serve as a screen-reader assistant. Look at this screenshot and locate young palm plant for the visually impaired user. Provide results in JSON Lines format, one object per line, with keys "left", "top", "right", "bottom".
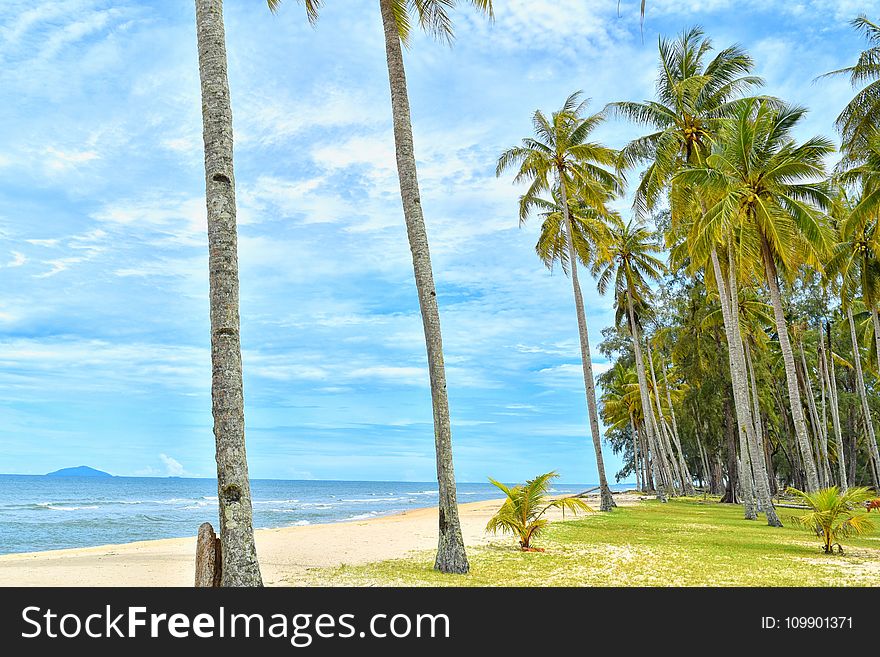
{"left": 486, "top": 472, "right": 592, "bottom": 551}
{"left": 788, "top": 486, "right": 876, "bottom": 554}
{"left": 267, "top": 0, "right": 494, "bottom": 575}
{"left": 496, "top": 93, "right": 622, "bottom": 512}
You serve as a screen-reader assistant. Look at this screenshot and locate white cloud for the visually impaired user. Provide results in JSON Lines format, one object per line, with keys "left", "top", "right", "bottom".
{"left": 537, "top": 362, "right": 612, "bottom": 388}
{"left": 159, "top": 453, "right": 185, "bottom": 477}
{"left": 25, "top": 238, "right": 60, "bottom": 248}
{"left": 161, "top": 136, "right": 200, "bottom": 153}
{"left": 93, "top": 196, "right": 206, "bottom": 244}
{"left": 238, "top": 86, "right": 386, "bottom": 146}
{"left": 33, "top": 256, "right": 86, "bottom": 278}
{"left": 5, "top": 251, "right": 26, "bottom": 267}
{"left": 43, "top": 146, "right": 100, "bottom": 170}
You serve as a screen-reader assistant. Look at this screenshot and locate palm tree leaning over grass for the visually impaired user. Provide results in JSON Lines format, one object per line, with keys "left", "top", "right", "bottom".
{"left": 788, "top": 486, "right": 876, "bottom": 554}
{"left": 268, "top": 0, "right": 494, "bottom": 574}
{"left": 486, "top": 472, "right": 592, "bottom": 551}
{"left": 595, "top": 218, "right": 680, "bottom": 499}
{"left": 607, "top": 27, "right": 783, "bottom": 511}
{"left": 679, "top": 98, "right": 834, "bottom": 497}
{"left": 194, "top": 0, "right": 262, "bottom": 586}
{"left": 497, "top": 93, "right": 621, "bottom": 511}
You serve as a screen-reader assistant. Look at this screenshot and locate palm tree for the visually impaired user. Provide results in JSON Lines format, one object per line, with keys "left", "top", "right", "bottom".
{"left": 679, "top": 98, "right": 834, "bottom": 497}
{"left": 268, "top": 0, "right": 494, "bottom": 575}
{"left": 607, "top": 26, "right": 765, "bottom": 215}
{"left": 609, "top": 27, "right": 782, "bottom": 517}
{"left": 486, "top": 472, "right": 592, "bottom": 550}
{"left": 194, "top": 0, "right": 262, "bottom": 586}
{"left": 827, "top": 193, "right": 880, "bottom": 487}
{"left": 496, "top": 93, "right": 622, "bottom": 511}
{"left": 836, "top": 135, "right": 880, "bottom": 371}
{"left": 601, "top": 361, "right": 645, "bottom": 490}
{"left": 821, "top": 15, "right": 880, "bottom": 159}
{"left": 788, "top": 486, "right": 876, "bottom": 554}
{"left": 594, "top": 218, "right": 679, "bottom": 499}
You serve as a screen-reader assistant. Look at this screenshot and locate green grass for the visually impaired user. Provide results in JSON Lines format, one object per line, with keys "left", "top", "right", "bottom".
{"left": 297, "top": 499, "right": 880, "bottom": 587}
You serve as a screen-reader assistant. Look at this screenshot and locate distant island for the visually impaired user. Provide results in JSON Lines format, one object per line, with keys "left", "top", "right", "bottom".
{"left": 45, "top": 466, "right": 113, "bottom": 478}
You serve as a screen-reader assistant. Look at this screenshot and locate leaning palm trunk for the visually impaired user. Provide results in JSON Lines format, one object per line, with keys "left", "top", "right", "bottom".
{"left": 711, "top": 247, "right": 782, "bottom": 525}
{"left": 759, "top": 236, "right": 820, "bottom": 491}
{"left": 558, "top": 182, "right": 616, "bottom": 511}
{"left": 847, "top": 308, "right": 880, "bottom": 488}
{"left": 815, "top": 340, "right": 833, "bottom": 487}
{"left": 647, "top": 344, "right": 694, "bottom": 495}
{"left": 662, "top": 358, "right": 695, "bottom": 493}
{"left": 630, "top": 412, "right": 642, "bottom": 491}
{"left": 195, "top": 0, "right": 262, "bottom": 586}
{"left": 744, "top": 341, "right": 775, "bottom": 495}
{"left": 799, "top": 345, "right": 830, "bottom": 487}
{"left": 646, "top": 373, "right": 681, "bottom": 491}
{"left": 873, "top": 310, "right": 880, "bottom": 383}
{"left": 625, "top": 290, "right": 672, "bottom": 500}
{"left": 819, "top": 327, "right": 846, "bottom": 490}
{"left": 378, "top": 0, "right": 467, "bottom": 572}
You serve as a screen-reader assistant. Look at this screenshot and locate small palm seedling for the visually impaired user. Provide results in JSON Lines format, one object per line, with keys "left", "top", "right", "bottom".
{"left": 486, "top": 471, "right": 592, "bottom": 551}
{"left": 787, "top": 486, "right": 876, "bottom": 554}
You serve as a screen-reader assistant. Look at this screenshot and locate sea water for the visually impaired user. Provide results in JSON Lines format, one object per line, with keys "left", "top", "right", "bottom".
{"left": 0, "top": 476, "right": 631, "bottom": 555}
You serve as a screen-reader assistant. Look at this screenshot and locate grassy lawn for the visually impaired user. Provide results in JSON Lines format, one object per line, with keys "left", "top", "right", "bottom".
{"left": 302, "top": 499, "right": 880, "bottom": 586}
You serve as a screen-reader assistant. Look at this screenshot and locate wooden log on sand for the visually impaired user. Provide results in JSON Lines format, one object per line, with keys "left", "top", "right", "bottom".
{"left": 195, "top": 522, "right": 222, "bottom": 587}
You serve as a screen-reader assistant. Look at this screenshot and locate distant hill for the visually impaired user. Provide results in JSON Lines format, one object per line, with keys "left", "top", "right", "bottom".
{"left": 45, "top": 466, "right": 113, "bottom": 478}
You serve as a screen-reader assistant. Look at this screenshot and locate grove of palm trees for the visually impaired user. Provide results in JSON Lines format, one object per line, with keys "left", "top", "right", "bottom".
{"left": 191, "top": 1, "right": 880, "bottom": 585}
{"left": 590, "top": 22, "right": 880, "bottom": 517}
{"left": 5, "top": 2, "right": 880, "bottom": 602}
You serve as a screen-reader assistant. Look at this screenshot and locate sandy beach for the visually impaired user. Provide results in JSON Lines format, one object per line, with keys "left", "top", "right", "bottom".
{"left": 0, "top": 492, "right": 641, "bottom": 586}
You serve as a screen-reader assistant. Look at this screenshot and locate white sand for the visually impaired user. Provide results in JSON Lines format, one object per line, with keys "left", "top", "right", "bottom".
{"left": 0, "top": 492, "right": 641, "bottom": 586}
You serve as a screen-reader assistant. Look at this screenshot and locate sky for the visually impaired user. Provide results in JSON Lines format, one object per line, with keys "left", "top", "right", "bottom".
{"left": 0, "top": 0, "right": 876, "bottom": 483}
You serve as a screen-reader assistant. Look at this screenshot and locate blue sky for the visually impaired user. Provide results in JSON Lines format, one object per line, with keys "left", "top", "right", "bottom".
{"left": 0, "top": 0, "right": 874, "bottom": 482}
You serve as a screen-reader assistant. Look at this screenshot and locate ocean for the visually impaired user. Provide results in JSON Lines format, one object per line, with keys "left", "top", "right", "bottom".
{"left": 0, "top": 476, "right": 632, "bottom": 555}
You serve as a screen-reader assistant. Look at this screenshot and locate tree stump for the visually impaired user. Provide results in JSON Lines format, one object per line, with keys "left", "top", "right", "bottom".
{"left": 195, "top": 522, "right": 222, "bottom": 587}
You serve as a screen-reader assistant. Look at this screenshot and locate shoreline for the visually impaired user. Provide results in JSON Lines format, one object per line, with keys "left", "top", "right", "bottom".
{"left": 0, "top": 492, "right": 642, "bottom": 586}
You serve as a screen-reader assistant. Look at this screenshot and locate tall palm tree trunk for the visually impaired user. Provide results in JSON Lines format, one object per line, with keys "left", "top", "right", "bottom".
{"left": 744, "top": 340, "right": 775, "bottom": 494}
{"left": 378, "top": 0, "right": 467, "bottom": 573}
{"left": 630, "top": 412, "right": 642, "bottom": 491}
{"left": 799, "top": 345, "right": 830, "bottom": 487}
{"left": 873, "top": 310, "right": 880, "bottom": 380}
{"left": 759, "top": 235, "right": 820, "bottom": 491}
{"left": 711, "top": 247, "right": 781, "bottom": 524}
{"left": 847, "top": 307, "right": 880, "bottom": 487}
{"left": 815, "top": 339, "right": 833, "bottom": 486}
{"left": 647, "top": 377, "right": 682, "bottom": 490}
{"left": 195, "top": 0, "right": 261, "bottom": 587}
{"left": 640, "top": 421, "right": 654, "bottom": 491}
{"left": 662, "top": 358, "right": 694, "bottom": 493}
{"left": 625, "top": 289, "right": 671, "bottom": 500}
{"left": 558, "top": 181, "right": 615, "bottom": 511}
{"left": 647, "top": 343, "right": 694, "bottom": 494}
{"left": 819, "top": 325, "right": 846, "bottom": 490}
